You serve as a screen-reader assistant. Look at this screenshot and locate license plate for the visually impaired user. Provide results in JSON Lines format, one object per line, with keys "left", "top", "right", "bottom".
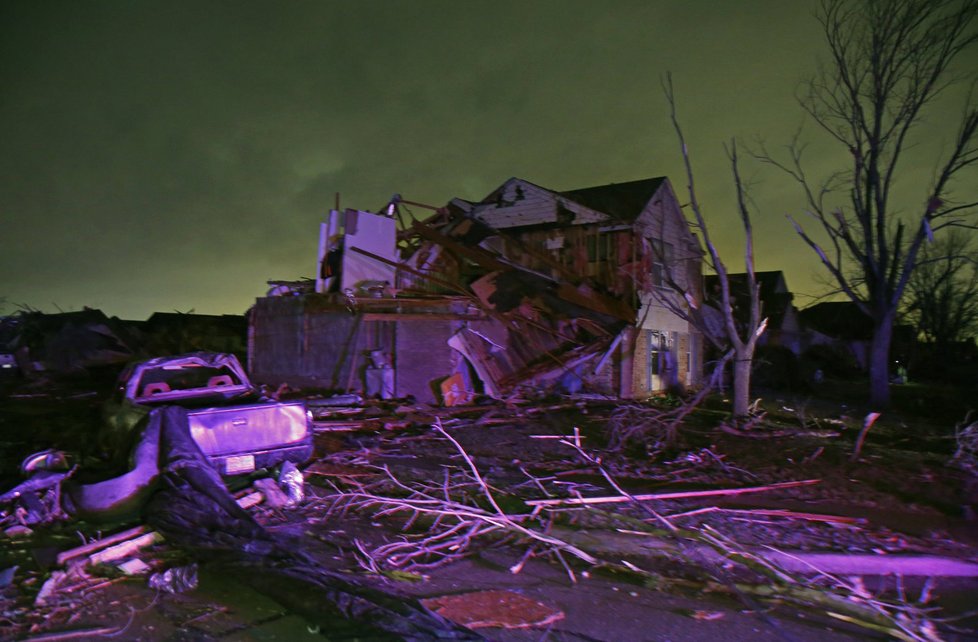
{"left": 225, "top": 454, "right": 255, "bottom": 475}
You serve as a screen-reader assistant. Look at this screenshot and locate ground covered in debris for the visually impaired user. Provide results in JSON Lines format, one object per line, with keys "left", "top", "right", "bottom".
{"left": 2, "top": 374, "right": 978, "bottom": 641}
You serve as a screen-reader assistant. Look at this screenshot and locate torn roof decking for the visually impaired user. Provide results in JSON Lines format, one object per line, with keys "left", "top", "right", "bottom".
{"left": 406, "top": 219, "right": 637, "bottom": 324}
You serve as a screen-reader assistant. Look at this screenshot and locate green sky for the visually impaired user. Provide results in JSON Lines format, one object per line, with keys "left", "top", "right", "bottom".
{"left": 1, "top": 1, "right": 973, "bottom": 320}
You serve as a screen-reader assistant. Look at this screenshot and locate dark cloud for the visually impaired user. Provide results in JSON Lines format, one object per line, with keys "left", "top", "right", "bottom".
{"left": 2, "top": 1, "right": 971, "bottom": 319}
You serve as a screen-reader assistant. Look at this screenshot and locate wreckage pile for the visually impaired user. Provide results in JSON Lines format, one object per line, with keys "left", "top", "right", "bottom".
{"left": 249, "top": 178, "right": 707, "bottom": 407}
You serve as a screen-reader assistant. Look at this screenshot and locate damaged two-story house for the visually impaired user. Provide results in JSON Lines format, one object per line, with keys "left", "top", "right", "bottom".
{"left": 248, "top": 176, "right": 703, "bottom": 404}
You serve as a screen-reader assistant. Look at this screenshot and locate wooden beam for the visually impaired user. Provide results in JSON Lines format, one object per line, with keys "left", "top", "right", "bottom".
{"left": 525, "top": 479, "right": 820, "bottom": 507}
{"left": 361, "top": 312, "right": 487, "bottom": 321}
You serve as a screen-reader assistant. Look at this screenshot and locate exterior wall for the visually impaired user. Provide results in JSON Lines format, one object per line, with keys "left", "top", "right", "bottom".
{"left": 632, "top": 184, "right": 704, "bottom": 392}
{"left": 250, "top": 294, "right": 505, "bottom": 404}
{"left": 633, "top": 186, "right": 702, "bottom": 295}
{"left": 249, "top": 296, "right": 362, "bottom": 391}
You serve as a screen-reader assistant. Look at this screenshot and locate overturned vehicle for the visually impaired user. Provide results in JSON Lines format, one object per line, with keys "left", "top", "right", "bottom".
{"left": 5, "top": 352, "right": 314, "bottom": 522}
{"left": 101, "top": 351, "right": 312, "bottom": 476}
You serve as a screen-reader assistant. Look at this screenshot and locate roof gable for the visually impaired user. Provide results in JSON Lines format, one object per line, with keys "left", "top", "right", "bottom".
{"left": 558, "top": 177, "right": 667, "bottom": 224}
{"left": 705, "top": 271, "right": 789, "bottom": 300}
{"left": 469, "top": 176, "right": 675, "bottom": 231}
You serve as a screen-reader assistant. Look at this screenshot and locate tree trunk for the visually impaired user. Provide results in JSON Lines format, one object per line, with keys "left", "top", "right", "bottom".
{"left": 732, "top": 353, "right": 752, "bottom": 418}
{"left": 868, "top": 314, "right": 894, "bottom": 409}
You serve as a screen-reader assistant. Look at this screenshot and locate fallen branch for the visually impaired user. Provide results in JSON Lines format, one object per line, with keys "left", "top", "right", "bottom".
{"left": 851, "top": 412, "right": 881, "bottom": 462}
{"left": 321, "top": 420, "right": 598, "bottom": 579}
{"left": 19, "top": 626, "right": 127, "bottom": 642}
{"left": 525, "top": 479, "right": 819, "bottom": 507}
{"left": 665, "top": 506, "right": 862, "bottom": 525}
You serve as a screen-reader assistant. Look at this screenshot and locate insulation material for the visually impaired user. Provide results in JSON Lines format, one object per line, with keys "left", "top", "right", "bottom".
{"left": 341, "top": 210, "right": 397, "bottom": 293}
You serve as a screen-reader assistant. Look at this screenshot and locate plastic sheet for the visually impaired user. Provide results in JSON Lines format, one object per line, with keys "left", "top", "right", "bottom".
{"left": 148, "top": 564, "right": 198, "bottom": 594}
{"left": 278, "top": 461, "right": 304, "bottom": 506}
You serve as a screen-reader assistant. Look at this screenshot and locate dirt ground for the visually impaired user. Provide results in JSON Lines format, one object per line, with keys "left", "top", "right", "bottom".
{"left": 2, "top": 373, "right": 978, "bottom": 641}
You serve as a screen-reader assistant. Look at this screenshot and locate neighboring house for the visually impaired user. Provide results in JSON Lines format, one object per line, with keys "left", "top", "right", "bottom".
{"left": 799, "top": 301, "right": 873, "bottom": 370}
{"left": 704, "top": 270, "right": 803, "bottom": 354}
{"left": 249, "top": 176, "right": 704, "bottom": 403}
{"left": 0, "top": 316, "right": 22, "bottom": 377}
{"left": 138, "top": 312, "right": 248, "bottom": 357}
{"left": 8, "top": 309, "right": 136, "bottom": 374}
{"left": 799, "top": 301, "right": 915, "bottom": 372}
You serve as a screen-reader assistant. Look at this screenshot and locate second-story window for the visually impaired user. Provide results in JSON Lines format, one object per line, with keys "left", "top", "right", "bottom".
{"left": 651, "top": 240, "right": 674, "bottom": 287}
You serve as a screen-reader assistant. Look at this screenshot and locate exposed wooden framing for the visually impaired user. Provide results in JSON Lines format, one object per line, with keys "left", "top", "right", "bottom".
{"left": 346, "top": 245, "right": 476, "bottom": 298}
{"left": 409, "top": 221, "right": 511, "bottom": 272}
{"left": 361, "top": 312, "right": 486, "bottom": 321}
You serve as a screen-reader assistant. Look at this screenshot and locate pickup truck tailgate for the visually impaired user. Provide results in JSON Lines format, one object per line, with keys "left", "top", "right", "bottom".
{"left": 186, "top": 402, "right": 310, "bottom": 457}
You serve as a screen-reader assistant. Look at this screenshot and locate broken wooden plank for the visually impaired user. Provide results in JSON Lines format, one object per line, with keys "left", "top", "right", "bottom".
{"left": 87, "top": 532, "right": 162, "bottom": 567}
{"left": 56, "top": 525, "right": 148, "bottom": 566}
{"left": 525, "top": 479, "right": 820, "bottom": 507}
{"left": 312, "top": 420, "right": 366, "bottom": 431}
{"left": 58, "top": 491, "right": 262, "bottom": 569}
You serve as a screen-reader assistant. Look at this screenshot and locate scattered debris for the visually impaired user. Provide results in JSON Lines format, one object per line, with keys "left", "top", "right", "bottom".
{"left": 2, "top": 376, "right": 977, "bottom": 640}
{"left": 253, "top": 478, "right": 291, "bottom": 509}
{"left": 951, "top": 415, "right": 978, "bottom": 476}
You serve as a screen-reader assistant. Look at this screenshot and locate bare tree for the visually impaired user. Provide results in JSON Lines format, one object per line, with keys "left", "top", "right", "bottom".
{"left": 658, "top": 75, "right": 767, "bottom": 420}
{"left": 759, "top": 0, "right": 978, "bottom": 407}
{"left": 905, "top": 229, "right": 978, "bottom": 354}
